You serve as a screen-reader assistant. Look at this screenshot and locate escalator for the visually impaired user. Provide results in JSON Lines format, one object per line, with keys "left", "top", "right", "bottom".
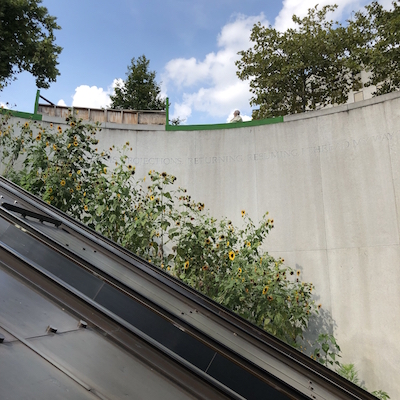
{"left": 0, "top": 177, "right": 376, "bottom": 400}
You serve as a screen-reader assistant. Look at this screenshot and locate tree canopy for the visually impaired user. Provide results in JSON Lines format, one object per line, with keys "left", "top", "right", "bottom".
{"left": 236, "top": 5, "right": 362, "bottom": 119}
{"left": 0, "top": 0, "right": 62, "bottom": 90}
{"left": 349, "top": 1, "right": 400, "bottom": 96}
{"left": 110, "top": 55, "right": 165, "bottom": 110}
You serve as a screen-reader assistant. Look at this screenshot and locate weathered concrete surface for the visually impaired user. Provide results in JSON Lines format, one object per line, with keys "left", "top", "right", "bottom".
{"left": 7, "top": 92, "right": 400, "bottom": 396}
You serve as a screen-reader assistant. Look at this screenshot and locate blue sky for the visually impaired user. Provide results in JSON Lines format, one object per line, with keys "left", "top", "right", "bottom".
{"left": 0, "top": 0, "right": 391, "bottom": 124}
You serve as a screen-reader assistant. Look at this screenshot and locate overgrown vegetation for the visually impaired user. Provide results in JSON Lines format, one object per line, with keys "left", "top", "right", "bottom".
{"left": 0, "top": 112, "right": 389, "bottom": 398}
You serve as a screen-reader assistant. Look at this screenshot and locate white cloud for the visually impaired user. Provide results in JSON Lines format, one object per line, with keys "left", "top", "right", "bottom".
{"left": 58, "top": 79, "right": 122, "bottom": 109}
{"left": 273, "top": 0, "right": 388, "bottom": 31}
{"left": 71, "top": 85, "right": 112, "bottom": 108}
{"left": 163, "top": 13, "right": 269, "bottom": 123}
{"left": 0, "top": 102, "right": 8, "bottom": 109}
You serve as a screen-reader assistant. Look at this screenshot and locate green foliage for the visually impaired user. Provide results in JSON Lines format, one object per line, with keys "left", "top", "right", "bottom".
{"left": 336, "top": 364, "right": 390, "bottom": 399}
{"left": 336, "top": 363, "right": 363, "bottom": 387}
{"left": 236, "top": 5, "right": 362, "bottom": 119}
{"left": 349, "top": 1, "right": 400, "bottom": 95}
{"left": 312, "top": 333, "right": 341, "bottom": 367}
{"left": 0, "top": 0, "right": 62, "bottom": 90}
{"left": 110, "top": 55, "right": 165, "bottom": 110}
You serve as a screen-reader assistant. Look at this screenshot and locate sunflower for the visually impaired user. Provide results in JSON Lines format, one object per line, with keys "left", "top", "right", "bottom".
{"left": 150, "top": 195, "right": 155, "bottom": 201}
{"left": 246, "top": 241, "right": 251, "bottom": 247}
{"left": 84, "top": 205, "right": 88, "bottom": 211}
{"left": 24, "top": 122, "right": 29, "bottom": 128}
{"left": 77, "top": 170, "right": 81, "bottom": 175}
{"left": 228, "top": 251, "right": 235, "bottom": 261}
{"left": 318, "top": 304, "right": 322, "bottom": 310}
{"left": 50, "top": 123, "right": 53, "bottom": 128}
{"left": 184, "top": 261, "right": 189, "bottom": 270}
{"left": 267, "top": 295, "right": 273, "bottom": 301}
{"left": 53, "top": 144, "right": 57, "bottom": 151}
{"left": 296, "top": 270, "right": 301, "bottom": 276}
{"left": 103, "top": 167, "right": 107, "bottom": 174}
{"left": 74, "top": 141, "right": 78, "bottom": 147}
{"left": 205, "top": 238, "right": 211, "bottom": 244}
{"left": 60, "top": 180, "right": 66, "bottom": 186}
{"left": 202, "top": 265, "right": 209, "bottom": 271}
{"left": 241, "top": 210, "right": 245, "bottom": 217}
{"left": 226, "top": 241, "right": 229, "bottom": 247}
{"left": 36, "top": 134, "right": 41, "bottom": 141}
{"left": 76, "top": 185, "right": 81, "bottom": 191}
{"left": 262, "top": 286, "right": 269, "bottom": 295}
{"left": 69, "top": 188, "right": 74, "bottom": 193}
{"left": 48, "top": 188, "right": 53, "bottom": 193}
{"left": 127, "top": 164, "right": 133, "bottom": 171}
{"left": 237, "top": 267, "right": 242, "bottom": 274}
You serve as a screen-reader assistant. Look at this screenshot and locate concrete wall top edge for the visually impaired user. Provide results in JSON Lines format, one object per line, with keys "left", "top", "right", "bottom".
{"left": 283, "top": 90, "right": 400, "bottom": 122}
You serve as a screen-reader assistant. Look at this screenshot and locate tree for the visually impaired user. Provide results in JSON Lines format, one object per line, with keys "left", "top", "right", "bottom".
{"left": 349, "top": 1, "right": 400, "bottom": 96}
{"left": 110, "top": 55, "right": 165, "bottom": 110}
{"left": 0, "top": 0, "right": 62, "bottom": 90}
{"left": 236, "top": 5, "right": 362, "bottom": 119}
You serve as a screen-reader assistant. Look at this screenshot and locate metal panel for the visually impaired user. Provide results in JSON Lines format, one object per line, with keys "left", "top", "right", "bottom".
{"left": 0, "top": 268, "right": 78, "bottom": 337}
{"left": 0, "top": 342, "right": 98, "bottom": 400}
{"left": 29, "top": 330, "right": 199, "bottom": 400}
{"left": 0, "top": 219, "right": 104, "bottom": 299}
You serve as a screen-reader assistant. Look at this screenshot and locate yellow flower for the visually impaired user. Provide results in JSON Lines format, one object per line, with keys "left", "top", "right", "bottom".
{"left": 69, "top": 188, "right": 74, "bottom": 193}
{"left": 228, "top": 251, "right": 235, "bottom": 261}
{"left": 318, "top": 304, "right": 322, "bottom": 309}
{"left": 128, "top": 164, "right": 133, "bottom": 171}
{"left": 77, "top": 170, "right": 81, "bottom": 175}
{"left": 24, "top": 122, "right": 29, "bottom": 128}
{"left": 83, "top": 192, "right": 86, "bottom": 197}
{"left": 126, "top": 141, "right": 130, "bottom": 145}
{"left": 237, "top": 267, "right": 242, "bottom": 274}
{"left": 69, "top": 173, "right": 72, "bottom": 177}
{"left": 76, "top": 185, "right": 81, "bottom": 191}
{"left": 74, "top": 141, "right": 78, "bottom": 146}
{"left": 150, "top": 195, "right": 155, "bottom": 201}
{"left": 246, "top": 241, "right": 251, "bottom": 247}
{"left": 262, "top": 286, "right": 269, "bottom": 295}
{"left": 167, "top": 266, "right": 170, "bottom": 271}
{"left": 103, "top": 167, "right": 107, "bottom": 173}
{"left": 53, "top": 144, "right": 57, "bottom": 151}
{"left": 184, "top": 261, "right": 189, "bottom": 270}
{"left": 48, "top": 188, "right": 53, "bottom": 193}
{"left": 50, "top": 123, "right": 53, "bottom": 128}
{"left": 84, "top": 205, "right": 88, "bottom": 211}
{"left": 297, "top": 270, "right": 301, "bottom": 276}
{"left": 46, "top": 141, "right": 49, "bottom": 146}
{"left": 267, "top": 295, "right": 273, "bottom": 301}
{"left": 202, "top": 265, "right": 209, "bottom": 271}
{"left": 117, "top": 193, "right": 121, "bottom": 198}
{"left": 241, "top": 210, "right": 245, "bottom": 217}
{"left": 57, "top": 126, "right": 62, "bottom": 132}
{"left": 226, "top": 241, "right": 229, "bottom": 247}
{"left": 60, "top": 180, "right": 66, "bottom": 186}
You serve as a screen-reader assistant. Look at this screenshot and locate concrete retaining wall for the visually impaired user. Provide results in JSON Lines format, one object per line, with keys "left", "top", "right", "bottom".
{"left": 8, "top": 92, "right": 400, "bottom": 396}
